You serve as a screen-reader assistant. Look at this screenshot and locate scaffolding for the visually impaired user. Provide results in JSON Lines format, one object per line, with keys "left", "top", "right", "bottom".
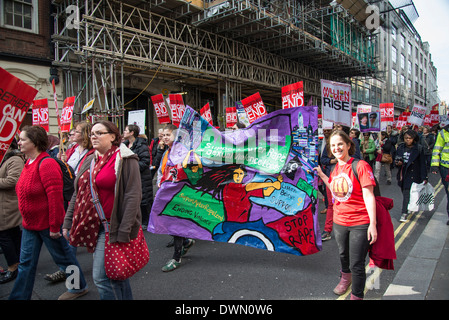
{"left": 51, "top": 0, "right": 377, "bottom": 130}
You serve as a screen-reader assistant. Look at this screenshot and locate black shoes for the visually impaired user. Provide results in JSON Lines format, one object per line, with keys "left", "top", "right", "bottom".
{"left": 0, "top": 269, "right": 18, "bottom": 284}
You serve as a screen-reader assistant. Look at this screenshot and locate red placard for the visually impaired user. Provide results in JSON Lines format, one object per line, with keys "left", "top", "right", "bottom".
{"left": 380, "top": 103, "right": 394, "bottom": 122}
{"left": 241, "top": 92, "right": 267, "bottom": 124}
{"left": 282, "top": 81, "right": 304, "bottom": 109}
{"left": 200, "top": 103, "right": 213, "bottom": 125}
{"left": 151, "top": 94, "right": 171, "bottom": 124}
{"left": 0, "top": 67, "right": 38, "bottom": 163}
{"left": 60, "top": 96, "right": 75, "bottom": 133}
{"left": 32, "top": 98, "right": 49, "bottom": 132}
{"left": 169, "top": 94, "right": 185, "bottom": 127}
{"left": 226, "top": 107, "right": 237, "bottom": 128}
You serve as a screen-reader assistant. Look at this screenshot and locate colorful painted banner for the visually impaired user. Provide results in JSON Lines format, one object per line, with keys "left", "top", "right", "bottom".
{"left": 151, "top": 94, "right": 171, "bottom": 124}
{"left": 32, "top": 98, "right": 49, "bottom": 132}
{"left": 226, "top": 107, "right": 237, "bottom": 128}
{"left": 60, "top": 96, "right": 75, "bottom": 133}
{"left": 169, "top": 94, "right": 185, "bottom": 127}
{"left": 0, "top": 67, "right": 38, "bottom": 163}
{"left": 200, "top": 103, "right": 213, "bottom": 126}
{"left": 321, "top": 80, "right": 352, "bottom": 127}
{"left": 409, "top": 105, "right": 427, "bottom": 126}
{"left": 282, "top": 81, "right": 304, "bottom": 109}
{"left": 241, "top": 92, "right": 267, "bottom": 124}
{"left": 149, "top": 105, "right": 322, "bottom": 256}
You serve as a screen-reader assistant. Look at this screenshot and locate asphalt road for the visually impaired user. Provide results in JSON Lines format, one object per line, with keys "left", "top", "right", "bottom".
{"left": 0, "top": 168, "right": 445, "bottom": 301}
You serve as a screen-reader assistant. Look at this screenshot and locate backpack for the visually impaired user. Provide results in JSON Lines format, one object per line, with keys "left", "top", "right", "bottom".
{"left": 39, "top": 156, "right": 75, "bottom": 202}
{"left": 331, "top": 158, "right": 381, "bottom": 197}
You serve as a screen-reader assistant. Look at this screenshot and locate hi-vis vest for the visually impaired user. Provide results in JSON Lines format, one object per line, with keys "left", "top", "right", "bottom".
{"left": 431, "top": 128, "right": 449, "bottom": 168}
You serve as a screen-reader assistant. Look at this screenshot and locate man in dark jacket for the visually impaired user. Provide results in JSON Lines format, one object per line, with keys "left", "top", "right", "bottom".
{"left": 123, "top": 125, "right": 153, "bottom": 227}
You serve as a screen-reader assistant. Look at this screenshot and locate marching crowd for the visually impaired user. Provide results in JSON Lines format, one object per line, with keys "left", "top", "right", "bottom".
{"left": 0, "top": 119, "right": 448, "bottom": 300}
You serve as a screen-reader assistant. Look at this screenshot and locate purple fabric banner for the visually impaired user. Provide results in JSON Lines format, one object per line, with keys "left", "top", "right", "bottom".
{"left": 148, "top": 106, "right": 322, "bottom": 256}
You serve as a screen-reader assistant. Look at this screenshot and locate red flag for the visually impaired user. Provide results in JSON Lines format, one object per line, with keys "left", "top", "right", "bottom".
{"left": 0, "top": 67, "right": 38, "bottom": 163}
{"left": 32, "top": 98, "right": 49, "bottom": 132}
{"left": 169, "top": 94, "right": 185, "bottom": 127}
{"left": 241, "top": 92, "right": 267, "bottom": 124}
{"left": 282, "top": 81, "right": 304, "bottom": 109}
{"left": 151, "top": 94, "right": 171, "bottom": 124}
{"left": 226, "top": 107, "right": 237, "bottom": 128}
{"left": 200, "top": 103, "right": 213, "bottom": 125}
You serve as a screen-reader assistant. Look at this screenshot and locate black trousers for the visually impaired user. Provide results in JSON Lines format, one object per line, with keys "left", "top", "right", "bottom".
{"left": 333, "top": 223, "right": 370, "bottom": 298}
{"left": 0, "top": 226, "right": 22, "bottom": 267}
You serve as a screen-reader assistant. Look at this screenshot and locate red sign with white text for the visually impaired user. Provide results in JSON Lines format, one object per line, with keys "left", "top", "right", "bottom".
{"left": 32, "top": 98, "right": 49, "bottom": 132}
{"left": 151, "top": 94, "right": 171, "bottom": 124}
{"left": 226, "top": 107, "right": 237, "bottom": 128}
{"left": 241, "top": 92, "right": 267, "bottom": 124}
{"left": 60, "top": 96, "right": 75, "bottom": 133}
{"left": 282, "top": 81, "right": 304, "bottom": 109}
{"left": 0, "top": 67, "right": 38, "bottom": 163}
{"left": 169, "top": 94, "right": 185, "bottom": 127}
{"left": 200, "top": 103, "right": 213, "bottom": 125}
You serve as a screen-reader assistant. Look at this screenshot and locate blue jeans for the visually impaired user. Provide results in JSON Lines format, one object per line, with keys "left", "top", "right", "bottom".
{"left": 9, "top": 228, "right": 87, "bottom": 300}
{"left": 93, "top": 228, "right": 133, "bottom": 300}
{"left": 439, "top": 166, "right": 449, "bottom": 217}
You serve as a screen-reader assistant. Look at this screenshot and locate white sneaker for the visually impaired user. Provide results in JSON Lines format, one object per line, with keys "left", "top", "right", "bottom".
{"left": 399, "top": 213, "right": 408, "bottom": 223}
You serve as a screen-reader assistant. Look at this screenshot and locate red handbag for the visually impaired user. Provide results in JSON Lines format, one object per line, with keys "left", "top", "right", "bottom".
{"left": 90, "top": 160, "right": 149, "bottom": 280}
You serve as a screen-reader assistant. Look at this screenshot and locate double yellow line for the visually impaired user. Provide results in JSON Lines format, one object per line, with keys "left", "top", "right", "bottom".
{"left": 337, "top": 180, "right": 444, "bottom": 300}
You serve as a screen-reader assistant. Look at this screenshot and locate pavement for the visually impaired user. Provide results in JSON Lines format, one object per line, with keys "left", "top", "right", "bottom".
{"left": 383, "top": 197, "right": 449, "bottom": 300}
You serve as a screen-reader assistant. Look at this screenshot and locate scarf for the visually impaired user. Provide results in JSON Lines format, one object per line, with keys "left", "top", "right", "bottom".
{"left": 70, "top": 146, "right": 119, "bottom": 252}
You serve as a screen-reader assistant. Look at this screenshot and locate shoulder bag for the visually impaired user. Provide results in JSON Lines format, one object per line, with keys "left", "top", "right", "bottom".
{"left": 89, "top": 159, "right": 149, "bottom": 281}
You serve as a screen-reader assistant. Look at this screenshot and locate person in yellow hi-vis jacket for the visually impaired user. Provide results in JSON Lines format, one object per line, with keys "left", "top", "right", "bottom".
{"left": 430, "top": 124, "right": 449, "bottom": 225}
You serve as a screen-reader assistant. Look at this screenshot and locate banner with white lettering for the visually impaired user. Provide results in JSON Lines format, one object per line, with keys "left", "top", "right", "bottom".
{"left": 60, "top": 96, "right": 75, "bottom": 133}
{"left": 200, "top": 103, "right": 213, "bottom": 126}
{"left": 226, "top": 107, "right": 237, "bottom": 128}
{"left": 151, "top": 94, "right": 171, "bottom": 124}
{"left": 241, "top": 92, "right": 267, "bottom": 124}
{"left": 0, "top": 67, "right": 38, "bottom": 163}
{"left": 409, "top": 105, "right": 427, "bottom": 126}
{"left": 169, "top": 94, "right": 186, "bottom": 127}
{"left": 32, "top": 98, "right": 49, "bottom": 132}
{"left": 282, "top": 81, "right": 304, "bottom": 109}
{"left": 321, "top": 80, "right": 352, "bottom": 127}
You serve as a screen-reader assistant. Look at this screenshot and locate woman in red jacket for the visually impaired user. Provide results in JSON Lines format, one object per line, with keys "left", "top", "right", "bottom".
{"left": 9, "top": 126, "right": 88, "bottom": 300}
{"left": 315, "top": 130, "right": 377, "bottom": 300}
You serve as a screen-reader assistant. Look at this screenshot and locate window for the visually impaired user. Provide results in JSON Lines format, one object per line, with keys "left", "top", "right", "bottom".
{"left": 401, "top": 34, "right": 406, "bottom": 48}
{"left": 391, "top": 24, "right": 397, "bottom": 40}
{"left": 401, "top": 54, "right": 405, "bottom": 69}
{"left": 392, "top": 46, "right": 397, "bottom": 64}
{"left": 408, "top": 43, "right": 412, "bottom": 56}
{"left": 401, "top": 75, "right": 405, "bottom": 86}
{"left": 408, "top": 61, "right": 412, "bottom": 74}
{"left": 392, "top": 69, "right": 397, "bottom": 86}
{"left": 1, "top": 0, "right": 38, "bottom": 33}
{"left": 408, "top": 79, "right": 412, "bottom": 90}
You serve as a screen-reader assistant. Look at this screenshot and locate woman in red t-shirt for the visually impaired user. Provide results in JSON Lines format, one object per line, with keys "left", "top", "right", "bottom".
{"left": 315, "top": 130, "right": 377, "bottom": 300}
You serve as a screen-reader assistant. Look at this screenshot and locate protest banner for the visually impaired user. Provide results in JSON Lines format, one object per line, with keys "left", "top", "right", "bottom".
{"left": 282, "top": 81, "right": 304, "bottom": 109}
{"left": 321, "top": 80, "right": 352, "bottom": 127}
{"left": 128, "top": 109, "right": 146, "bottom": 135}
{"left": 226, "top": 107, "right": 237, "bottom": 128}
{"left": 149, "top": 105, "right": 322, "bottom": 256}
{"left": 358, "top": 112, "right": 380, "bottom": 133}
{"left": 409, "top": 105, "right": 427, "bottom": 126}
{"left": 81, "top": 98, "right": 95, "bottom": 114}
{"left": 151, "top": 94, "right": 171, "bottom": 124}
{"left": 200, "top": 103, "right": 213, "bottom": 126}
{"left": 235, "top": 101, "right": 250, "bottom": 127}
{"left": 169, "top": 94, "right": 185, "bottom": 127}
{"left": 0, "top": 67, "right": 38, "bottom": 163}
{"left": 241, "top": 92, "right": 267, "bottom": 124}
{"left": 32, "top": 98, "right": 49, "bottom": 132}
{"left": 430, "top": 104, "right": 440, "bottom": 126}
{"left": 60, "top": 96, "right": 75, "bottom": 133}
